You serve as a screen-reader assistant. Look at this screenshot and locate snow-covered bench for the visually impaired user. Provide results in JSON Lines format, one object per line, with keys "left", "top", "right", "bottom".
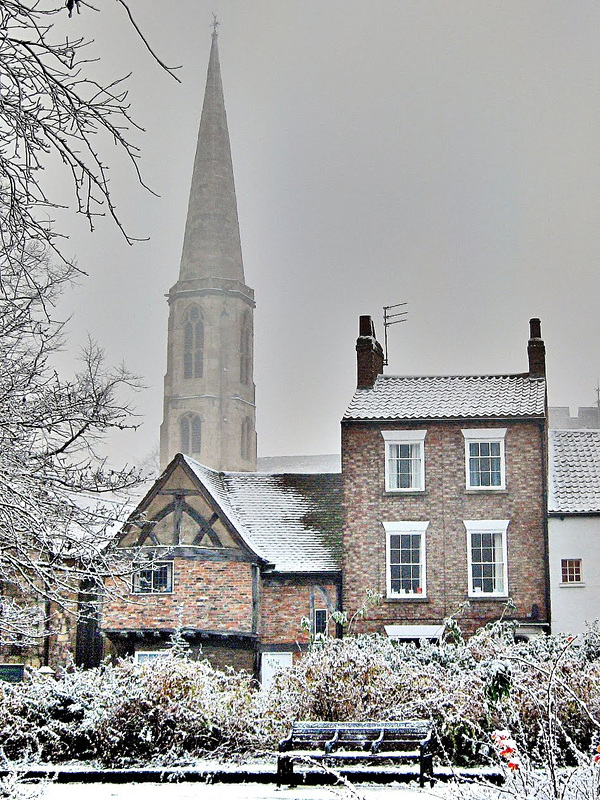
{"left": 277, "top": 719, "right": 435, "bottom": 787}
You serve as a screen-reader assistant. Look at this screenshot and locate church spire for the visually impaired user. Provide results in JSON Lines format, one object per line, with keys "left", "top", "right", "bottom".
{"left": 178, "top": 19, "right": 244, "bottom": 283}
{"left": 160, "top": 25, "right": 256, "bottom": 473}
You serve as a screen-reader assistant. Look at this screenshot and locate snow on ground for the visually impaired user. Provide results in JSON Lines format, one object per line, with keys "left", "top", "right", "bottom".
{"left": 14, "top": 780, "right": 500, "bottom": 800}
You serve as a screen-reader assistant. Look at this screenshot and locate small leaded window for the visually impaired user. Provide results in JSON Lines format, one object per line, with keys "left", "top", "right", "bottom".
{"left": 132, "top": 562, "right": 173, "bottom": 594}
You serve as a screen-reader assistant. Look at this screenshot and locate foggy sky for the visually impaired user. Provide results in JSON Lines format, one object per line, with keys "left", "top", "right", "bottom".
{"left": 53, "top": 1, "right": 600, "bottom": 468}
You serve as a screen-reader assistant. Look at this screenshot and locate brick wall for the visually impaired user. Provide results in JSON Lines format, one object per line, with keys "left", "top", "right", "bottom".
{"left": 342, "top": 419, "right": 548, "bottom": 635}
{"left": 260, "top": 576, "right": 340, "bottom": 645}
{"left": 102, "top": 558, "right": 255, "bottom": 633}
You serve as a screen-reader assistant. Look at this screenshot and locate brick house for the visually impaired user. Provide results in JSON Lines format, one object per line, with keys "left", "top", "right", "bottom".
{"left": 341, "top": 315, "right": 549, "bottom": 639}
{"left": 102, "top": 454, "right": 342, "bottom": 677}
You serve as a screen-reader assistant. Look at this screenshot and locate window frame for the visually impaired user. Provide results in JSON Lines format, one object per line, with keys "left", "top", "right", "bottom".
{"left": 132, "top": 561, "right": 174, "bottom": 595}
{"left": 464, "top": 520, "right": 509, "bottom": 598}
{"left": 382, "top": 430, "right": 427, "bottom": 493}
{"left": 560, "top": 558, "right": 584, "bottom": 586}
{"left": 383, "top": 521, "right": 429, "bottom": 599}
{"left": 313, "top": 608, "right": 328, "bottom": 636}
{"left": 462, "top": 428, "right": 507, "bottom": 491}
{"left": 135, "top": 650, "right": 168, "bottom": 664}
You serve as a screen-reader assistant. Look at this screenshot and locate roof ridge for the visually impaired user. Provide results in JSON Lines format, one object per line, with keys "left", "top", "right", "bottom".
{"left": 377, "top": 372, "right": 533, "bottom": 380}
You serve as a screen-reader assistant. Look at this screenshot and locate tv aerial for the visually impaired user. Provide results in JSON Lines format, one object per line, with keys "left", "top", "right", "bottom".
{"left": 383, "top": 302, "right": 408, "bottom": 366}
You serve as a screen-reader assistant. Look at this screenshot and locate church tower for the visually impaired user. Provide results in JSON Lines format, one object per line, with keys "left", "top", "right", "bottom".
{"left": 160, "top": 25, "right": 256, "bottom": 472}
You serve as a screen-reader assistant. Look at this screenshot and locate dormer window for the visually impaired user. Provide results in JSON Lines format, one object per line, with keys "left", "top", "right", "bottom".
{"left": 462, "top": 429, "right": 506, "bottom": 490}
{"left": 382, "top": 430, "right": 426, "bottom": 492}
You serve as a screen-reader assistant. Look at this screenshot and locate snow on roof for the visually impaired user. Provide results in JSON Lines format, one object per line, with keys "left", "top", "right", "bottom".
{"left": 183, "top": 457, "right": 342, "bottom": 573}
{"left": 343, "top": 374, "right": 546, "bottom": 421}
{"left": 548, "top": 429, "right": 600, "bottom": 514}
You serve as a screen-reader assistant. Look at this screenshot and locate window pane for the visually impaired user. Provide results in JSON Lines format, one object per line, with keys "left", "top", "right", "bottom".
{"left": 470, "top": 531, "right": 504, "bottom": 593}
{"left": 389, "top": 443, "right": 421, "bottom": 490}
{"left": 469, "top": 440, "right": 502, "bottom": 488}
{"left": 561, "top": 558, "right": 582, "bottom": 583}
{"left": 389, "top": 531, "right": 422, "bottom": 593}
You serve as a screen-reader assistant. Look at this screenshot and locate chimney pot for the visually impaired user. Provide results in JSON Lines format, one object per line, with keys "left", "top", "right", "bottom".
{"left": 527, "top": 317, "right": 546, "bottom": 379}
{"left": 529, "top": 318, "right": 542, "bottom": 339}
{"left": 356, "top": 315, "right": 384, "bottom": 389}
{"left": 359, "top": 315, "right": 376, "bottom": 338}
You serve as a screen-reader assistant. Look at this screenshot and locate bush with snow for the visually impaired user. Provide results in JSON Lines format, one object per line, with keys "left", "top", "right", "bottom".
{"left": 264, "top": 621, "right": 600, "bottom": 773}
{"left": 1, "top": 619, "right": 600, "bottom": 787}
{"left": 0, "top": 654, "right": 258, "bottom": 765}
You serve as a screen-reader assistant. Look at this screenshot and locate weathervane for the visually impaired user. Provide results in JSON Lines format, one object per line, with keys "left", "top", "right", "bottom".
{"left": 211, "top": 13, "right": 220, "bottom": 36}
{"left": 383, "top": 302, "right": 408, "bottom": 366}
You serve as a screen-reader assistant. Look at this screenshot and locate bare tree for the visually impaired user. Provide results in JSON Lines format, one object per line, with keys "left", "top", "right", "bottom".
{"left": 0, "top": 2, "right": 178, "bottom": 648}
{"left": 0, "top": 0, "right": 179, "bottom": 268}
{"left": 0, "top": 242, "right": 144, "bottom": 646}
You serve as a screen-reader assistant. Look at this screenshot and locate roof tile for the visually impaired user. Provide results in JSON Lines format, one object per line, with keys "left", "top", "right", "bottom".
{"left": 343, "top": 374, "right": 546, "bottom": 421}
{"left": 549, "top": 430, "right": 600, "bottom": 514}
{"left": 184, "top": 457, "right": 342, "bottom": 572}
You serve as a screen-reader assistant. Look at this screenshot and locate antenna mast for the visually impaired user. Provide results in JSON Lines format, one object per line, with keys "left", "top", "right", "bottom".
{"left": 383, "top": 302, "right": 408, "bottom": 366}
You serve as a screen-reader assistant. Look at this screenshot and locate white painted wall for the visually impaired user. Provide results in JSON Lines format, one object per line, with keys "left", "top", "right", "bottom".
{"left": 549, "top": 515, "right": 600, "bottom": 634}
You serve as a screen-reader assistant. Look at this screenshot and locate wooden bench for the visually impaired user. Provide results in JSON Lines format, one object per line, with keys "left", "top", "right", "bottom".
{"left": 277, "top": 720, "right": 435, "bottom": 787}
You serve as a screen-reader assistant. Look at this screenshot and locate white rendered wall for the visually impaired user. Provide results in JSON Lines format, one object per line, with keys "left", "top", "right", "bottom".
{"left": 549, "top": 516, "right": 600, "bottom": 634}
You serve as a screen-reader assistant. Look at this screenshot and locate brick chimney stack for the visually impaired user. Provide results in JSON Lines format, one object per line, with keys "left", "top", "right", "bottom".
{"left": 527, "top": 317, "right": 546, "bottom": 379}
{"left": 356, "top": 315, "right": 384, "bottom": 389}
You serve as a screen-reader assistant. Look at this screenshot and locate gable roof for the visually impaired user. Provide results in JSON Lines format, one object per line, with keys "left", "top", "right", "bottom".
{"left": 343, "top": 374, "right": 546, "bottom": 422}
{"left": 549, "top": 429, "right": 600, "bottom": 514}
{"left": 182, "top": 456, "right": 342, "bottom": 573}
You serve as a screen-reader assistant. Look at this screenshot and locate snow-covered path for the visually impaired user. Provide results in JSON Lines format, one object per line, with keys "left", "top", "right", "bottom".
{"left": 25, "top": 781, "right": 473, "bottom": 800}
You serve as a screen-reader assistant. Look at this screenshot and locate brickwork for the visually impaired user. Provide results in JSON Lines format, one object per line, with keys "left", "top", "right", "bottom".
{"left": 260, "top": 576, "right": 340, "bottom": 645}
{"left": 102, "top": 558, "right": 255, "bottom": 633}
{"left": 342, "top": 419, "right": 548, "bottom": 634}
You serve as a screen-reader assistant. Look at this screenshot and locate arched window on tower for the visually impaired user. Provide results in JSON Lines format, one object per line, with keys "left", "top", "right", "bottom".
{"left": 240, "top": 312, "right": 252, "bottom": 386}
{"left": 241, "top": 416, "right": 253, "bottom": 461}
{"left": 183, "top": 306, "right": 203, "bottom": 380}
{"left": 180, "top": 413, "right": 201, "bottom": 458}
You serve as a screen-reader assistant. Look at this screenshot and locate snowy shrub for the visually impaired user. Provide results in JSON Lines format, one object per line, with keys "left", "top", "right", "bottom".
{"left": 264, "top": 622, "right": 600, "bottom": 774}
{"left": 0, "top": 655, "right": 259, "bottom": 765}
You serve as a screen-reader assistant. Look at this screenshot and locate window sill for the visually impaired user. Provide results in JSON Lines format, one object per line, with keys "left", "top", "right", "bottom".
{"left": 384, "top": 490, "right": 426, "bottom": 497}
{"left": 468, "top": 594, "right": 509, "bottom": 601}
{"left": 386, "top": 596, "right": 429, "bottom": 603}
{"left": 465, "top": 488, "right": 507, "bottom": 495}
{"left": 559, "top": 582, "right": 585, "bottom": 588}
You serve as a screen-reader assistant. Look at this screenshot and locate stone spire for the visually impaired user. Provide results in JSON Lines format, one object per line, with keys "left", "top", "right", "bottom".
{"left": 160, "top": 25, "right": 256, "bottom": 473}
{"left": 178, "top": 27, "right": 244, "bottom": 283}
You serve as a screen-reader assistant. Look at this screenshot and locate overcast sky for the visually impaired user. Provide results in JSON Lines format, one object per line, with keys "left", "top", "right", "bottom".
{"left": 52, "top": 1, "right": 600, "bottom": 468}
